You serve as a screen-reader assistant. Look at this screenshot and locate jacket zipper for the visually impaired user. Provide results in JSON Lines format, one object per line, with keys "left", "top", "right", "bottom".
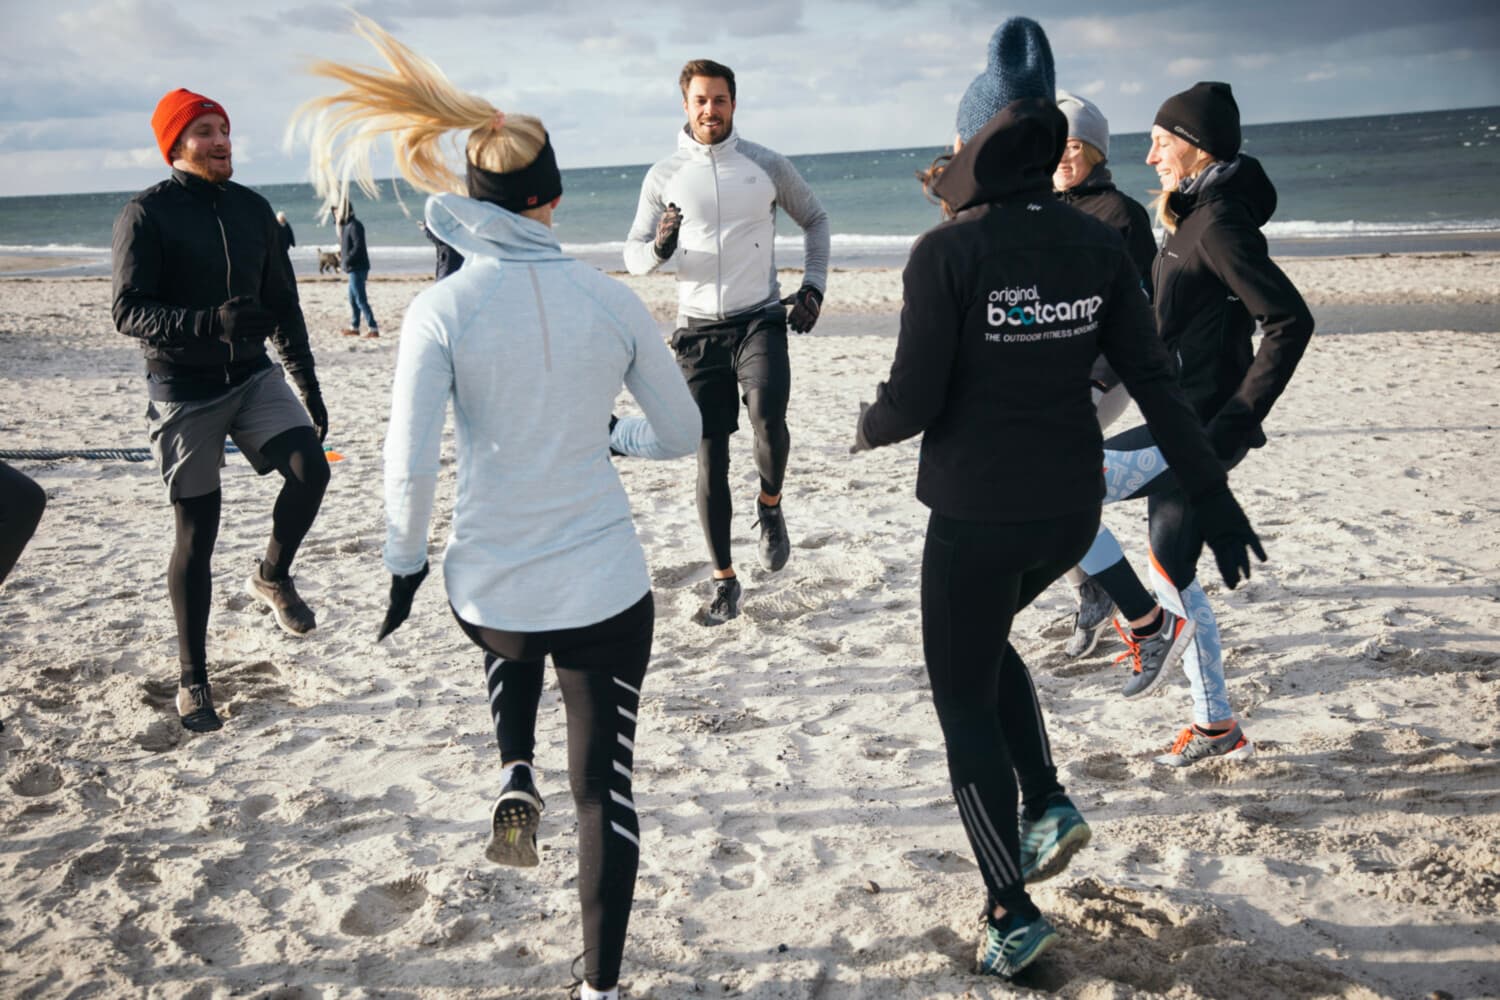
{"left": 710, "top": 145, "right": 724, "bottom": 319}
{"left": 215, "top": 206, "right": 235, "bottom": 379}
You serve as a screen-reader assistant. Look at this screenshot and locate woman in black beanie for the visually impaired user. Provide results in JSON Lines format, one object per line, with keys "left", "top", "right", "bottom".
{"left": 1068, "top": 81, "right": 1315, "bottom": 766}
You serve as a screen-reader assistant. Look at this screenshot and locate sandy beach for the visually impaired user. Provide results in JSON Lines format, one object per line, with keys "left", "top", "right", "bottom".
{"left": 1, "top": 253, "right": 1498, "bottom": 999}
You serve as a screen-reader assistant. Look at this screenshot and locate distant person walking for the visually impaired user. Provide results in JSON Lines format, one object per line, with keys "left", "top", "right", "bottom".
{"left": 852, "top": 18, "right": 1266, "bottom": 980}
{"left": 1067, "top": 81, "right": 1314, "bottom": 766}
{"left": 625, "top": 58, "right": 830, "bottom": 625}
{"left": 112, "top": 88, "right": 330, "bottom": 733}
{"left": 1049, "top": 89, "right": 1158, "bottom": 659}
{"left": 419, "top": 220, "right": 465, "bottom": 280}
{"left": 292, "top": 16, "right": 700, "bottom": 1000}
{"left": 275, "top": 210, "right": 296, "bottom": 256}
{"left": 339, "top": 202, "right": 378, "bottom": 337}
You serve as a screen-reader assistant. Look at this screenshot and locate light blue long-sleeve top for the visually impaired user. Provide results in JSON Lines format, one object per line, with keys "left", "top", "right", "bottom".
{"left": 383, "top": 193, "right": 701, "bottom": 631}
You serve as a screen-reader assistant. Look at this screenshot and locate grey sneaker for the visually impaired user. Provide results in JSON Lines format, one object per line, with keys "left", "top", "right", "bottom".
{"left": 1155, "top": 721, "right": 1255, "bottom": 768}
{"left": 701, "top": 576, "right": 742, "bottom": 626}
{"left": 975, "top": 911, "right": 1059, "bottom": 978}
{"left": 1063, "top": 576, "right": 1115, "bottom": 658}
{"left": 1115, "top": 609, "right": 1194, "bottom": 699}
{"left": 247, "top": 569, "right": 316, "bottom": 636}
{"left": 1019, "top": 797, "right": 1091, "bottom": 883}
{"left": 486, "top": 763, "right": 544, "bottom": 867}
{"left": 755, "top": 500, "right": 790, "bottom": 572}
{"left": 176, "top": 683, "right": 223, "bottom": 733}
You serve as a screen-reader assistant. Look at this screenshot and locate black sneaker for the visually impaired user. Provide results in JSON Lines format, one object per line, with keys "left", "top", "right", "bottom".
{"left": 701, "top": 576, "right": 742, "bottom": 626}
{"left": 176, "top": 683, "right": 223, "bottom": 733}
{"left": 755, "top": 500, "right": 790, "bottom": 572}
{"left": 247, "top": 569, "right": 317, "bottom": 636}
{"left": 486, "top": 763, "right": 544, "bottom": 867}
{"left": 1063, "top": 576, "right": 1115, "bottom": 658}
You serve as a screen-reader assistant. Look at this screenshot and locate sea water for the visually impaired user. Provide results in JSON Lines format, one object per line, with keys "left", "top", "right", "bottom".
{"left": 2, "top": 105, "right": 1496, "bottom": 277}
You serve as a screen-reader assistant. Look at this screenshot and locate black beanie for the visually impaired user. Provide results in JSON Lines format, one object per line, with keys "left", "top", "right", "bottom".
{"left": 1154, "top": 81, "right": 1241, "bottom": 161}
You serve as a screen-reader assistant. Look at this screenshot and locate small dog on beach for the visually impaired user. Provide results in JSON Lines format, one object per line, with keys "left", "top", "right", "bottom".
{"left": 318, "top": 250, "right": 341, "bottom": 274}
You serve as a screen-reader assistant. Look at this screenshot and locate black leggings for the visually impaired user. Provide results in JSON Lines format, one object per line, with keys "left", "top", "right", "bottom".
{"left": 455, "top": 592, "right": 654, "bottom": 992}
{"left": 0, "top": 461, "right": 47, "bottom": 586}
{"left": 169, "top": 427, "right": 328, "bottom": 686}
{"left": 697, "top": 387, "right": 789, "bottom": 571}
{"left": 922, "top": 507, "right": 1098, "bottom": 915}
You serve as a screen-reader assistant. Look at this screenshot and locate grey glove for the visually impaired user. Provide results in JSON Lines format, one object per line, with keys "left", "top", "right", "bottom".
{"left": 654, "top": 203, "right": 682, "bottom": 260}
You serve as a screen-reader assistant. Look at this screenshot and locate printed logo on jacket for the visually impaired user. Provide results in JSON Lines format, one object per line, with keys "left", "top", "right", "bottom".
{"left": 985, "top": 284, "right": 1104, "bottom": 344}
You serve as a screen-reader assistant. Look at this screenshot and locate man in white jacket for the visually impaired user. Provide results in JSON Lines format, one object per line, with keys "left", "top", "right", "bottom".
{"left": 625, "top": 59, "right": 830, "bottom": 625}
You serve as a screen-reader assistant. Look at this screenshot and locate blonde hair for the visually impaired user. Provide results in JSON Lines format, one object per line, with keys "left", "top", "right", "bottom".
{"left": 285, "top": 13, "right": 547, "bottom": 212}
{"left": 1150, "top": 144, "right": 1216, "bottom": 233}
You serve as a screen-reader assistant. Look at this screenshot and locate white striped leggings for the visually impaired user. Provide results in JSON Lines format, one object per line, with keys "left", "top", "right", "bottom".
{"left": 922, "top": 509, "right": 1097, "bottom": 916}
{"left": 455, "top": 591, "right": 652, "bottom": 992}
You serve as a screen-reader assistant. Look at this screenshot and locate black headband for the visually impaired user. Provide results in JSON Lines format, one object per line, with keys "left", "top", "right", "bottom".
{"left": 466, "top": 133, "right": 563, "bottom": 213}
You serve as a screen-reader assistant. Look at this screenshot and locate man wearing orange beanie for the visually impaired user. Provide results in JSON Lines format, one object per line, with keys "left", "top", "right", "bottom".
{"left": 112, "top": 88, "right": 332, "bottom": 734}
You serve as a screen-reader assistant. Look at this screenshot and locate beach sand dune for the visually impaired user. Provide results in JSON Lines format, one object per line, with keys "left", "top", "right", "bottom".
{"left": 1, "top": 256, "right": 1497, "bottom": 998}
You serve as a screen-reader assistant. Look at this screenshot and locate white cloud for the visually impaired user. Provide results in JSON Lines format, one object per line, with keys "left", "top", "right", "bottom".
{"left": 1166, "top": 57, "right": 1211, "bottom": 78}
{"left": 1119, "top": 81, "right": 1144, "bottom": 96}
{"left": 1079, "top": 80, "right": 1107, "bottom": 97}
{"left": 1234, "top": 53, "right": 1275, "bottom": 70}
{"left": 1305, "top": 68, "right": 1338, "bottom": 82}
{"left": 102, "top": 146, "right": 159, "bottom": 169}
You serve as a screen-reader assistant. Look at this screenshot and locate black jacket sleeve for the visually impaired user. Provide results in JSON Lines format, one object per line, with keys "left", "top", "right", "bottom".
{"left": 1097, "top": 256, "right": 1227, "bottom": 502}
{"left": 111, "top": 200, "right": 217, "bottom": 348}
{"left": 1123, "top": 198, "right": 1158, "bottom": 301}
{"left": 260, "top": 209, "right": 317, "bottom": 390}
{"left": 1198, "top": 212, "right": 1314, "bottom": 449}
{"left": 859, "top": 234, "right": 965, "bottom": 448}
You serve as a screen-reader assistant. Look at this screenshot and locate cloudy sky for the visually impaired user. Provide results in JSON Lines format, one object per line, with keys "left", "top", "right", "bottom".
{"left": 3, "top": 0, "right": 1498, "bottom": 197}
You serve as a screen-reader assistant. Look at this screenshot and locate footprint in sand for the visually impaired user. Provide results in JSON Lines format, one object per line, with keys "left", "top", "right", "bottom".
{"left": 8, "top": 761, "right": 64, "bottom": 797}
{"left": 170, "top": 920, "right": 243, "bottom": 965}
{"left": 339, "top": 876, "right": 430, "bottom": 937}
{"left": 901, "top": 848, "right": 976, "bottom": 874}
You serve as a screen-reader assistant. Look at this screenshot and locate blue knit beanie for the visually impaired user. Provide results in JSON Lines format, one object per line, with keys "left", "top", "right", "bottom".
{"left": 955, "top": 17, "right": 1056, "bottom": 143}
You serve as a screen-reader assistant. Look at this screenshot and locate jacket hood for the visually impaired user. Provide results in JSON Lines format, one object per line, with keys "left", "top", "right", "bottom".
{"left": 424, "top": 192, "right": 569, "bottom": 263}
{"left": 932, "top": 98, "right": 1066, "bottom": 213}
{"left": 1168, "top": 153, "right": 1278, "bottom": 227}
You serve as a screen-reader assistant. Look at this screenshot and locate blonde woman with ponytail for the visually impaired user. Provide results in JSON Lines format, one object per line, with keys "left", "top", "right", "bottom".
{"left": 290, "top": 17, "right": 700, "bottom": 999}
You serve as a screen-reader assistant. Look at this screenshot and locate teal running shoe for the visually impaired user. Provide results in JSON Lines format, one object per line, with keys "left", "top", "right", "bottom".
{"left": 1019, "top": 798, "right": 1091, "bottom": 883}
{"left": 975, "top": 912, "right": 1059, "bottom": 978}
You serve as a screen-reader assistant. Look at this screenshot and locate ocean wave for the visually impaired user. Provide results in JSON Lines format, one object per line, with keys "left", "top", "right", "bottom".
{"left": 1262, "top": 219, "right": 1500, "bottom": 239}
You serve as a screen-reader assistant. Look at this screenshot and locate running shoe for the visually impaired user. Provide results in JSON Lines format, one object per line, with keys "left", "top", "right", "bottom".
{"left": 1154, "top": 721, "right": 1255, "bottom": 768}
{"left": 486, "top": 763, "right": 544, "bottom": 867}
{"left": 176, "top": 683, "right": 223, "bottom": 733}
{"left": 1114, "top": 608, "right": 1194, "bottom": 699}
{"left": 701, "top": 576, "right": 742, "bottom": 626}
{"left": 755, "top": 499, "right": 790, "bottom": 572}
{"left": 975, "top": 911, "right": 1059, "bottom": 978}
{"left": 1019, "top": 797, "right": 1091, "bottom": 883}
{"left": 1063, "top": 576, "right": 1115, "bottom": 658}
{"left": 246, "top": 569, "right": 317, "bottom": 636}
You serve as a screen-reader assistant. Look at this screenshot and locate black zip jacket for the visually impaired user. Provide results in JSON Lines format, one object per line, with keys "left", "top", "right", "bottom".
{"left": 113, "top": 169, "right": 317, "bottom": 402}
{"left": 340, "top": 217, "right": 370, "bottom": 272}
{"left": 858, "top": 99, "right": 1227, "bottom": 522}
{"left": 1057, "top": 163, "right": 1157, "bottom": 295}
{"left": 1154, "top": 154, "right": 1314, "bottom": 457}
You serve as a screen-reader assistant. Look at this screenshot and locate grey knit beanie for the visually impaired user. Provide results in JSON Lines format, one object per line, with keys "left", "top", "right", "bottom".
{"left": 1056, "top": 90, "right": 1110, "bottom": 159}
{"left": 955, "top": 17, "right": 1056, "bottom": 143}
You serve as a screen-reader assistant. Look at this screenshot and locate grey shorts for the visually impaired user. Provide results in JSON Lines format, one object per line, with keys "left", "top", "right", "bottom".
{"left": 145, "top": 365, "right": 312, "bottom": 500}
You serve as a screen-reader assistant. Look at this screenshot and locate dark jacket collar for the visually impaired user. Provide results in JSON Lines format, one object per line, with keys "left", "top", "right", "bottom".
{"left": 1166, "top": 154, "right": 1278, "bottom": 227}
{"left": 170, "top": 167, "right": 228, "bottom": 200}
{"left": 931, "top": 98, "right": 1067, "bottom": 213}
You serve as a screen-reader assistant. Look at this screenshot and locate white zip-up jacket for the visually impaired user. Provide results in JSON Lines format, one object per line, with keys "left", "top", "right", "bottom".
{"left": 624, "top": 127, "right": 830, "bottom": 327}
{"left": 384, "top": 193, "right": 701, "bottom": 631}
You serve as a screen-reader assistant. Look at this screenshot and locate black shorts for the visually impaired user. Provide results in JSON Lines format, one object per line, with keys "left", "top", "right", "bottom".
{"left": 670, "top": 306, "right": 790, "bottom": 437}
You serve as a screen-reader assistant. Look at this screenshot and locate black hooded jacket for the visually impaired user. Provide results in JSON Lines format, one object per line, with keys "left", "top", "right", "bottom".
{"left": 1154, "top": 154, "right": 1314, "bottom": 457}
{"left": 1057, "top": 163, "right": 1157, "bottom": 295}
{"left": 858, "top": 99, "right": 1227, "bottom": 522}
{"left": 112, "top": 169, "right": 317, "bottom": 402}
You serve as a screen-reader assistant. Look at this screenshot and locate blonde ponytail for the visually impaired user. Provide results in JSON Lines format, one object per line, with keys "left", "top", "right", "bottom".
{"left": 285, "top": 13, "right": 546, "bottom": 211}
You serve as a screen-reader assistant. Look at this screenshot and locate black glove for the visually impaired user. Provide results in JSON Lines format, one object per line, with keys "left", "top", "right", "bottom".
{"left": 608, "top": 414, "right": 624, "bottom": 457}
{"left": 654, "top": 203, "right": 682, "bottom": 260}
{"left": 849, "top": 401, "right": 873, "bottom": 454}
{"left": 1192, "top": 486, "right": 1266, "bottom": 590}
{"left": 781, "top": 284, "right": 823, "bottom": 334}
{"left": 213, "top": 295, "right": 277, "bottom": 342}
{"left": 301, "top": 386, "right": 329, "bottom": 443}
{"left": 376, "top": 561, "right": 429, "bottom": 641}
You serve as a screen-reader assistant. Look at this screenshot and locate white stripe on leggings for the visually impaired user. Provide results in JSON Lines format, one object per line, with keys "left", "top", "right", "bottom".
{"left": 613, "top": 760, "right": 631, "bottom": 780}
{"left": 610, "top": 820, "right": 640, "bottom": 847}
{"left": 610, "top": 789, "right": 635, "bottom": 812}
{"left": 957, "top": 784, "right": 1020, "bottom": 884}
{"left": 617, "top": 705, "right": 637, "bottom": 724}
{"left": 613, "top": 676, "right": 641, "bottom": 699}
